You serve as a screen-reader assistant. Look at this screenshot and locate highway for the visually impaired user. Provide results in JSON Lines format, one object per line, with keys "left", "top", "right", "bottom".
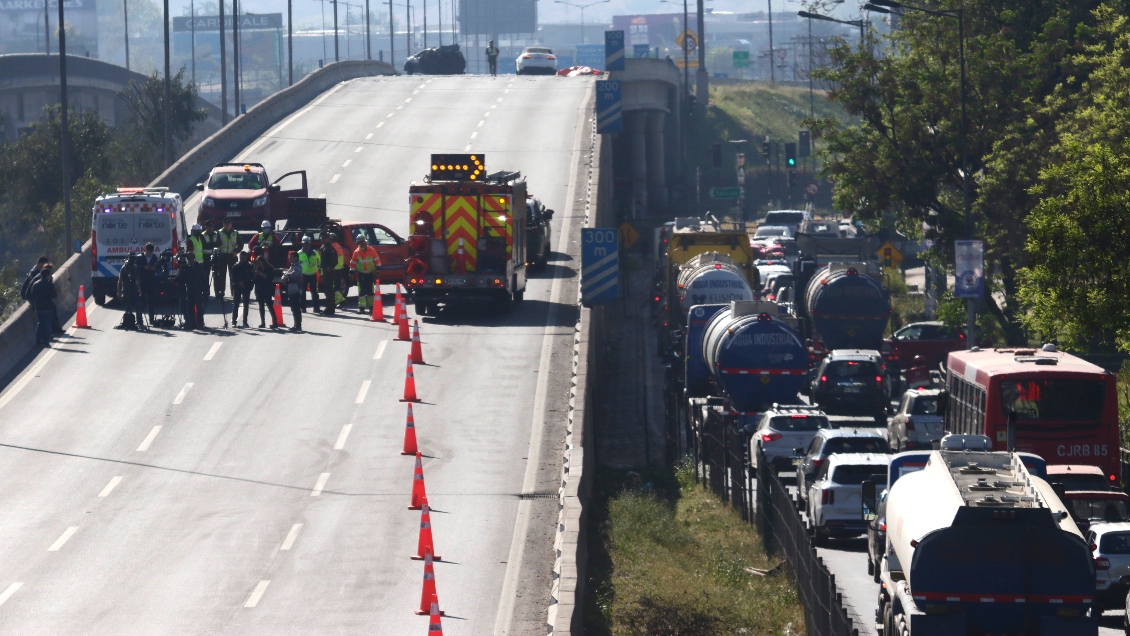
{"left": 0, "top": 74, "right": 594, "bottom": 634}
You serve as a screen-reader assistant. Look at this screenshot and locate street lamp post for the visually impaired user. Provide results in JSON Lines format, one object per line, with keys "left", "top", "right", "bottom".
{"left": 387, "top": 0, "right": 395, "bottom": 68}
{"left": 552, "top": 0, "right": 608, "bottom": 46}
{"left": 333, "top": 0, "right": 340, "bottom": 61}
{"left": 797, "top": 10, "right": 866, "bottom": 41}
{"left": 866, "top": 0, "right": 972, "bottom": 346}
{"left": 288, "top": 0, "right": 293, "bottom": 84}
{"left": 164, "top": 0, "right": 171, "bottom": 165}
{"left": 58, "top": 0, "right": 71, "bottom": 253}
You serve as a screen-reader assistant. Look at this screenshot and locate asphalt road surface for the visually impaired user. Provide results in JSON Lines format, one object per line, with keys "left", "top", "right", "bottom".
{"left": 0, "top": 74, "right": 594, "bottom": 634}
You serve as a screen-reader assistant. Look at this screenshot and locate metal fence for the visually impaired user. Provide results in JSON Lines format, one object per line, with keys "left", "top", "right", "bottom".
{"left": 691, "top": 406, "right": 857, "bottom": 636}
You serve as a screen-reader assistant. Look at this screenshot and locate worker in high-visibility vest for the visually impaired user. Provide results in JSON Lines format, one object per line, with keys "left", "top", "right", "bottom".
{"left": 213, "top": 217, "right": 243, "bottom": 299}
{"left": 297, "top": 235, "right": 321, "bottom": 313}
{"left": 350, "top": 235, "right": 381, "bottom": 314}
{"left": 186, "top": 224, "right": 211, "bottom": 315}
{"left": 318, "top": 234, "right": 340, "bottom": 317}
{"left": 330, "top": 233, "right": 347, "bottom": 307}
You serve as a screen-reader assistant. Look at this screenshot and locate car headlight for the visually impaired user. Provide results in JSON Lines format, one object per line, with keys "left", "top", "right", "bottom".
{"left": 203, "top": 197, "right": 216, "bottom": 207}
{"left": 252, "top": 195, "right": 268, "bottom": 207}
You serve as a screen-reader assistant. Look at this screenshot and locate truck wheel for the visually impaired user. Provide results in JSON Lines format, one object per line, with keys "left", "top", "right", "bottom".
{"left": 415, "top": 300, "right": 429, "bottom": 316}
{"left": 93, "top": 287, "right": 106, "bottom": 306}
{"left": 499, "top": 291, "right": 513, "bottom": 313}
{"left": 873, "top": 558, "right": 881, "bottom": 583}
{"left": 867, "top": 556, "right": 874, "bottom": 576}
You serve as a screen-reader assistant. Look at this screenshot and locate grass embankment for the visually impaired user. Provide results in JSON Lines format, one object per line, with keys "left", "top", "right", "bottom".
{"left": 584, "top": 463, "right": 804, "bottom": 635}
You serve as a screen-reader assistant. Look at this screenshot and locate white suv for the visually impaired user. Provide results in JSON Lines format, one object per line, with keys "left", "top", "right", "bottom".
{"left": 887, "top": 388, "right": 944, "bottom": 452}
{"left": 1087, "top": 522, "right": 1130, "bottom": 612}
{"left": 751, "top": 405, "right": 830, "bottom": 472}
{"left": 805, "top": 453, "right": 888, "bottom": 544}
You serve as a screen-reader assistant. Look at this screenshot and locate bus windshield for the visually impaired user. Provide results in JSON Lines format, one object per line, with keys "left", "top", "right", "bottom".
{"left": 999, "top": 378, "right": 1105, "bottom": 421}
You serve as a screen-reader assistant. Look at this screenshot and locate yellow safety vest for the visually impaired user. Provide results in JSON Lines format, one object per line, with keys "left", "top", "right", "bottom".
{"left": 351, "top": 246, "right": 380, "bottom": 273}
{"left": 332, "top": 243, "right": 345, "bottom": 270}
{"left": 187, "top": 235, "right": 205, "bottom": 262}
{"left": 218, "top": 229, "right": 240, "bottom": 254}
{"left": 298, "top": 249, "right": 320, "bottom": 275}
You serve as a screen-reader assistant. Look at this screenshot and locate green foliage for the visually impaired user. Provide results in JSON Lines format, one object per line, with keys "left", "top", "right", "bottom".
{"left": 112, "top": 69, "right": 209, "bottom": 184}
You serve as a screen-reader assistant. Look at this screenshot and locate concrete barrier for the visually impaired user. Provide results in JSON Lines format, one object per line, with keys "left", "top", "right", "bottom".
{"left": 0, "top": 59, "right": 395, "bottom": 385}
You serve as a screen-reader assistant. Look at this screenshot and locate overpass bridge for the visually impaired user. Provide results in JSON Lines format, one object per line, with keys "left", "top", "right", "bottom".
{"left": 0, "top": 73, "right": 593, "bottom": 634}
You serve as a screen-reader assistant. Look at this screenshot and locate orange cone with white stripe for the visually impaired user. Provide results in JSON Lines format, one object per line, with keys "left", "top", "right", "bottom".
{"left": 400, "top": 354, "right": 420, "bottom": 403}
{"left": 73, "top": 285, "right": 90, "bottom": 328}
{"left": 397, "top": 303, "right": 411, "bottom": 341}
{"left": 401, "top": 402, "right": 419, "bottom": 455}
{"left": 393, "top": 283, "right": 405, "bottom": 327}
{"left": 426, "top": 593, "right": 444, "bottom": 632}
{"left": 409, "top": 451, "right": 427, "bottom": 510}
{"left": 273, "top": 284, "right": 285, "bottom": 326}
{"left": 415, "top": 552, "right": 443, "bottom": 615}
{"left": 410, "top": 320, "right": 425, "bottom": 364}
{"left": 411, "top": 497, "right": 440, "bottom": 560}
{"left": 370, "top": 282, "right": 386, "bottom": 322}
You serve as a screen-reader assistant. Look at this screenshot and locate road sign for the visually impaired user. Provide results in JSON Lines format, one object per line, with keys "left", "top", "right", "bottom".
{"left": 575, "top": 44, "right": 604, "bottom": 68}
{"left": 595, "top": 80, "right": 622, "bottom": 134}
{"left": 878, "top": 240, "right": 903, "bottom": 269}
{"left": 605, "top": 30, "right": 625, "bottom": 71}
{"left": 633, "top": 43, "right": 649, "bottom": 58}
{"left": 675, "top": 28, "right": 698, "bottom": 53}
{"left": 733, "top": 51, "right": 750, "bottom": 68}
{"left": 675, "top": 58, "right": 699, "bottom": 68}
{"left": 619, "top": 222, "right": 640, "bottom": 248}
{"left": 954, "top": 239, "right": 984, "bottom": 299}
{"left": 805, "top": 182, "right": 819, "bottom": 197}
{"left": 582, "top": 228, "right": 619, "bottom": 305}
{"left": 798, "top": 130, "right": 811, "bottom": 157}
{"left": 710, "top": 187, "right": 742, "bottom": 200}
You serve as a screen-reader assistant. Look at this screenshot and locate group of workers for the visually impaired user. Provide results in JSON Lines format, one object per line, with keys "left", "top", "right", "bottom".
{"left": 169, "top": 218, "right": 383, "bottom": 332}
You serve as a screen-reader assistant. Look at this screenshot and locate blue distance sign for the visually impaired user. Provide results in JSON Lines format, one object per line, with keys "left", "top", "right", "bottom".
{"left": 595, "top": 80, "right": 622, "bottom": 134}
{"left": 633, "top": 43, "right": 649, "bottom": 58}
{"left": 605, "top": 30, "right": 625, "bottom": 71}
{"left": 581, "top": 228, "right": 619, "bottom": 306}
{"left": 574, "top": 43, "right": 604, "bottom": 69}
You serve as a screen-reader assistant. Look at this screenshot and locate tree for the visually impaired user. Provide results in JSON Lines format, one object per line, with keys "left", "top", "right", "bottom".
{"left": 112, "top": 69, "right": 208, "bottom": 184}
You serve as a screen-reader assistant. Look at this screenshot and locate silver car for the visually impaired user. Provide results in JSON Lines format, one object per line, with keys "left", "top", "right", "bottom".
{"left": 751, "top": 405, "right": 830, "bottom": 471}
{"left": 516, "top": 47, "right": 557, "bottom": 75}
{"left": 887, "top": 388, "right": 944, "bottom": 452}
{"left": 1087, "top": 522, "right": 1130, "bottom": 612}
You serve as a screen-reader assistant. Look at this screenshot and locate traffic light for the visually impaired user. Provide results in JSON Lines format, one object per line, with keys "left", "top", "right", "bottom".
{"left": 712, "top": 143, "right": 722, "bottom": 168}
{"left": 761, "top": 141, "right": 771, "bottom": 164}
{"left": 785, "top": 142, "right": 797, "bottom": 167}
{"left": 798, "top": 131, "right": 811, "bottom": 158}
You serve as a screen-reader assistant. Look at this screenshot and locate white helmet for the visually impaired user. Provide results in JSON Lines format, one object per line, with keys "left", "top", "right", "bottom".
{"left": 261, "top": 220, "right": 272, "bottom": 229}
{"left": 191, "top": 223, "right": 202, "bottom": 232}
{"left": 301, "top": 235, "right": 312, "bottom": 244}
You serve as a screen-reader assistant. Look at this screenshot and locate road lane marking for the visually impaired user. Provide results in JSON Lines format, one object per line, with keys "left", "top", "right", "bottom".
{"left": 497, "top": 97, "right": 504, "bottom": 102}
{"left": 334, "top": 424, "right": 352, "bottom": 450}
{"left": 484, "top": 111, "right": 491, "bottom": 118}
{"left": 374, "top": 340, "right": 387, "bottom": 359}
{"left": 355, "top": 146, "right": 363, "bottom": 152}
{"left": 355, "top": 380, "right": 371, "bottom": 404}
{"left": 365, "top": 132, "right": 373, "bottom": 139}
{"left": 310, "top": 473, "right": 330, "bottom": 496}
{"left": 342, "top": 160, "right": 352, "bottom": 169}
{"left": 470, "top": 131, "right": 478, "bottom": 139}
{"left": 173, "top": 383, "right": 194, "bottom": 404}
{"left": 244, "top": 580, "right": 271, "bottom": 607}
{"left": 386, "top": 112, "right": 394, "bottom": 118}
{"left": 98, "top": 476, "right": 123, "bottom": 497}
{"left": 204, "top": 342, "right": 222, "bottom": 361}
{"left": 396, "top": 105, "right": 403, "bottom": 110}
{"left": 0, "top": 583, "right": 22, "bottom": 607}
{"left": 0, "top": 302, "right": 101, "bottom": 413}
{"left": 477, "top": 120, "right": 484, "bottom": 127}
{"left": 330, "top": 174, "right": 341, "bottom": 184}
{"left": 137, "top": 426, "right": 163, "bottom": 452}
{"left": 413, "top": 89, "right": 420, "bottom": 94}
{"left": 491, "top": 104, "right": 497, "bottom": 109}
{"left": 280, "top": 524, "right": 303, "bottom": 550}
{"left": 48, "top": 527, "right": 78, "bottom": 551}
{"left": 235, "top": 82, "right": 348, "bottom": 161}
{"left": 464, "top": 144, "right": 472, "bottom": 152}
{"left": 376, "top": 121, "right": 385, "bottom": 128}
{"left": 318, "top": 193, "right": 326, "bottom": 198}
{"left": 404, "top": 97, "right": 412, "bottom": 103}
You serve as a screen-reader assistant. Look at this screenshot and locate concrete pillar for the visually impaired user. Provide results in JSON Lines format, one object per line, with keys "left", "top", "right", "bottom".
{"left": 627, "top": 110, "right": 648, "bottom": 219}
{"left": 646, "top": 110, "right": 667, "bottom": 214}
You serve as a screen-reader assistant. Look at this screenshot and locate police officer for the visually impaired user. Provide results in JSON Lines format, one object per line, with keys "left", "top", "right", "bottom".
{"left": 486, "top": 40, "right": 499, "bottom": 76}
{"left": 298, "top": 235, "right": 321, "bottom": 313}
{"left": 350, "top": 235, "right": 381, "bottom": 314}
{"left": 319, "top": 234, "right": 340, "bottom": 316}
{"left": 213, "top": 217, "right": 242, "bottom": 299}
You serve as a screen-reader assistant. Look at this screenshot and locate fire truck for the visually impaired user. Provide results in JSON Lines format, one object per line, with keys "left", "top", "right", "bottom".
{"left": 404, "top": 154, "right": 528, "bottom": 314}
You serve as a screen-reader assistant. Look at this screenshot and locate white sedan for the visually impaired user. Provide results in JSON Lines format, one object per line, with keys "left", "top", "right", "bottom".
{"left": 516, "top": 47, "right": 557, "bottom": 75}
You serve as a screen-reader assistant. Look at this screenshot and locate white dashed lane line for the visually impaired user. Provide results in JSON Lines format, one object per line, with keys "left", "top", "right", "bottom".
{"left": 203, "top": 342, "right": 222, "bottom": 361}
{"left": 280, "top": 524, "right": 303, "bottom": 551}
{"left": 342, "top": 160, "right": 352, "bottom": 169}
{"left": 334, "top": 424, "right": 352, "bottom": 450}
{"left": 365, "top": 132, "right": 373, "bottom": 139}
{"left": 98, "top": 476, "right": 123, "bottom": 497}
{"left": 374, "top": 340, "right": 387, "bottom": 359}
{"left": 377, "top": 121, "right": 386, "bottom": 128}
{"left": 244, "top": 580, "right": 271, "bottom": 608}
{"left": 355, "top": 146, "right": 363, "bottom": 153}
{"left": 47, "top": 527, "right": 78, "bottom": 552}
{"left": 330, "top": 174, "right": 341, "bottom": 184}
{"left": 173, "top": 383, "right": 193, "bottom": 405}
{"left": 310, "top": 473, "right": 330, "bottom": 497}
{"left": 355, "top": 380, "right": 371, "bottom": 404}
{"left": 136, "top": 426, "right": 162, "bottom": 452}
{"left": 0, "top": 583, "right": 22, "bottom": 607}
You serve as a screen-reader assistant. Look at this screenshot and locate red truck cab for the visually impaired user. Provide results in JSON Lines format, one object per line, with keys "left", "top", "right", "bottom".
{"left": 196, "top": 163, "right": 308, "bottom": 231}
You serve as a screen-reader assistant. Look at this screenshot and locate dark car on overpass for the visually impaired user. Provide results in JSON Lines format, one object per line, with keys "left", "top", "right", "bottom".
{"left": 404, "top": 44, "right": 466, "bottom": 75}
{"left": 525, "top": 196, "right": 553, "bottom": 271}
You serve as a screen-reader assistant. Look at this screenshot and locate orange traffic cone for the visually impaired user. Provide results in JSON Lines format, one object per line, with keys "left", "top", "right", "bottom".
{"left": 273, "top": 284, "right": 285, "bottom": 326}
{"left": 410, "top": 320, "right": 425, "bottom": 364}
{"left": 400, "top": 355, "right": 420, "bottom": 403}
{"left": 73, "top": 285, "right": 90, "bottom": 329}
{"left": 411, "top": 497, "right": 440, "bottom": 560}
{"left": 426, "top": 593, "right": 444, "bottom": 632}
{"left": 409, "top": 451, "right": 427, "bottom": 510}
{"left": 370, "top": 283, "right": 386, "bottom": 322}
{"left": 393, "top": 284, "right": 405, "bottom": 327}
{"left": 414, "top": 552, "right": 443, "bottom": 615}
{"left": 401, "top": 403, "right": 419, "bottom": 455}
{"left": 397, "top": 303, "right": 411, "bottom": 341}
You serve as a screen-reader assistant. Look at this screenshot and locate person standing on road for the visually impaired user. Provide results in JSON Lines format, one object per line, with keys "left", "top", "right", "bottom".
{"left": 29, "top": 264, "right": 56, "bottom": 347}
{"left": 249, "top": 220, "right": 282, "bottom": 264}
{"left": 329, "top": 233, "right": 347, "bottom": 307}
{"left": 319, "top": 235, "right": 340, "bottom": 316}
{"left": 214, "top": 217, "right": 242, "bottom": 300}
{"left": 282, "top": 251, "right": 304, "bottom": 332}
{"left": 486, "top": 40, "right": 499, "bottom": 76}
{"left": 118, "top": 253, "right": 145, "bottom": 329}
{"left": 350, "top": 236, "right": 381, "bottom": 314}
{"left": 230, "top": 251, "right": 254, "bottom": 328}
{"left": 298, "top": 236, "right": 321, "bottom": 313}
{"left": 138, "top": 243, "right": 161, "bottom": 324}
{"left": 22, "top": 256, "right": 64, "bottom": 334}
{"left": 252, "top": 250, "right": 278, "bottom": 329}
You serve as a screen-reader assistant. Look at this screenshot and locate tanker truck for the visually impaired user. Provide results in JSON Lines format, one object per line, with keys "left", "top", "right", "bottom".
{"left": 871, "top": 436, "right": 1097, "bottom": 636}
{"left": 802, "top": 263, "right": 890, "bottom": 351}
{"left": 663, "top": 219, "right": 758, "bottom": 332}
{"left": 675, "top": 252, "right": 755, "bottom": 325}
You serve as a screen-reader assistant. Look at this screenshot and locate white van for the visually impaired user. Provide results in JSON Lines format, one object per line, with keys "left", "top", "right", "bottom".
{"left": 90, "top": 187, "right": 187, "bottom": 305}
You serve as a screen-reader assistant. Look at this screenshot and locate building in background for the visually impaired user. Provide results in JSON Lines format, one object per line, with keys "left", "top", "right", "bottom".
{"left": 0, "top": 0, "right": 99, "bottom": 57}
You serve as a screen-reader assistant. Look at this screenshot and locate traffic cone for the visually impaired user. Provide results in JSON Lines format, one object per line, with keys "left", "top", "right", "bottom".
{"left": 409, "top": 451, "right": 427, "bottom": 510}
{"left": 401, "top": 403, "right": 419, "bottom": 455}
{"left": 410, "top": 320, "right": 425, "bottom": 364}
{"left": 397, "top": 303, "right": 411, "bottom": 341}
{"left": 393, "top": 283, "right": 405, "bottom": 327}
{"left": 414, "top": 552, "right": 443, "bottom": 615}
{"left": 411, "top": 497, "right": 440, "bottom": 560}
{"left": 370, "top": 283, "right": 386, "bottom": 322}
{"left": 400, "top": 355, "right": 420, "bottom": 403}
{"left": 72, "top": 285, "right": 90, "bottom": 329}
{"left": 273, "top": 284, "right": 285, "bottom": 326}
{"left": 426, "top": 594, "right": 444, "bottom": 632}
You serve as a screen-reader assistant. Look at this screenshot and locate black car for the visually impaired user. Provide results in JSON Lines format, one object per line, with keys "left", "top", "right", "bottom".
{"left": 810, "top": 349, "right": 889, "bottom": 421}
{"left": 404, "top": 44, "right": 466, "bottom": 75}
{"left": 526, "top": 197, "right": 554, "bottom": 270}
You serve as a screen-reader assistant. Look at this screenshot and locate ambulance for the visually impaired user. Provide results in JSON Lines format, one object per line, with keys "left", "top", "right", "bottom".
{"left": 90, "top": 187, "right": 187, "bottom": 305}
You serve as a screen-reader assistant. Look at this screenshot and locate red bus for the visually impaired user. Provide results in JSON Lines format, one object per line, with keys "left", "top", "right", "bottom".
{"left": 945, "top": 347, "right": 1120, "bottom": 485}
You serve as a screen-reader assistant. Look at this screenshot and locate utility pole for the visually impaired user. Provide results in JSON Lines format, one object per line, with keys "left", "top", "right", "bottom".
{"left": 695, "top": 0, "right": 707, "bottom": 103}
{"left": 44, "top": 0, "right": 50, "bottom": 55}
{"left": 233, "top": 0, "right": 241, "bottom": 113}
{"left": 288, "top": 0, "right": 294, "bottom": 83}
{"left": 423, "top": 0, "right": 427, "bottom": 48}
{"left": 767, "top": 0, "right": 773, "bottom": 82}
{"left": 122, "top": 0, "right": 129, "bottom": 67}
{"left": 365, "top": 0, "right": 371, "bottom": 58}
{"left": 405, "top": 0, "right": 410, "bottom": 57}
{"left": 190, "top": 0, "right": 196, "bottom": 84}
{"left": 388, "top": 0, "right": 395, "bottom": 69}
{"left": 58, "top": 0, "right": 71, "bottom": 253}
{"left": 163, "top": 0, "right": 172, "bottom": 166}
{"left": 333, "top": 0, "right": 340, "bottom": 61}
{"left": 220, "top": 0, "right": 228, "bottom": 123}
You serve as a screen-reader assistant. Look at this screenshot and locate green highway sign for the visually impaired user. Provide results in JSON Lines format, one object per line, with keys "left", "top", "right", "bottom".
{"left": 710, "top": 187, "right": 742, "bottom": 200}
{"left": 733, "top": 51, "right": 750, "bottom": 68}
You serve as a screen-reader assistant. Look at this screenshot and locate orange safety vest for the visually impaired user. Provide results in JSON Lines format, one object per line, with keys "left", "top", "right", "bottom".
{"left": 332, "top": 242, "right": 345, "bottom": 270}
{"left": 351, "top": 246, "right": 380, "bottom": 273}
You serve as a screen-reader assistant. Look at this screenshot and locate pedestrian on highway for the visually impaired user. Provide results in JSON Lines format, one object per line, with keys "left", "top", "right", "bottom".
{"left": 486, "top": 40, "right": 500, "bottom": 76}
{"left": 231, "top": 251, "right": 254, "bottom": 328}
{"left": 118, "top": 253, "right": 145, "bottom": 330}
{"left": 252, "top": 250, "right": 279, "bottom": 329}
{"left": 282, "top": 251, "right": 304, "bottom": 332}
{"left": 138, "top": 242, "right": 161, "bottom": 324}
{"left": 350, "top": 235, "right": 381, "bottom": 314}
{"left": 213, "top": 217, "right": 242, "bottom": 300}
{"left": 28, "top": 264, "right": 56, "bottom": 347}
{"left": 298, "top": 235, "right": 321, "bottom": 313}
{"left": 181, "top": 251, "right": 206, "bottom": 329}
{"left": 319, "top": 234, "right": 340, "bottom": 316}
{"left": 22, "top": 256, "right": 64, "bottom": 334}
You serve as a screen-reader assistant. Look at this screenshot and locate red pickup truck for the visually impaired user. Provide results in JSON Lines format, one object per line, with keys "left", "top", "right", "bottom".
{"left": 882, "top": 321, "right": 966, "bottom": 372}
{"left": 196, "top": 163, "right": 308, "bottom": 231}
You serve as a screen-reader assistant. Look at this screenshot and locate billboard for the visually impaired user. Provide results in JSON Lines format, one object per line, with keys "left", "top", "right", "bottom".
{"left": 0, "top": 0, "right": 98, "bottom": 56}
{"left": 459, "top": 0, "right": 536, "bottom": 36}
{"left": 172, "top": 13, "right": 283, "bottom": 32}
